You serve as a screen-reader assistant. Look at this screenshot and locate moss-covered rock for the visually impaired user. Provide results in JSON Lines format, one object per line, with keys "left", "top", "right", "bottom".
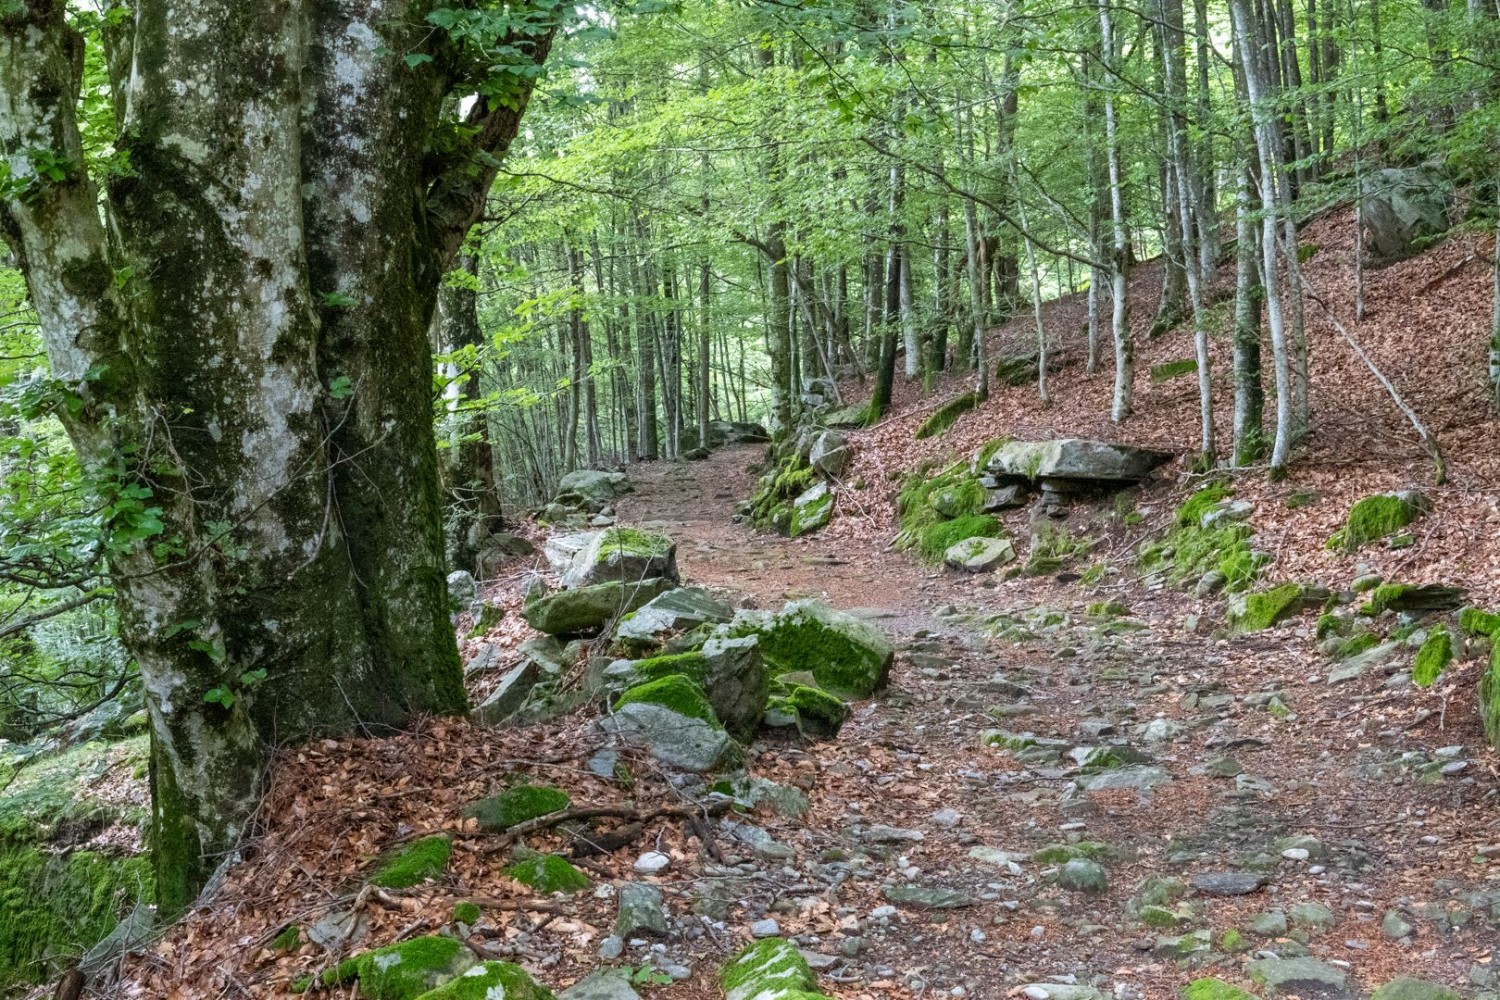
{"left": 721, "top": 936, "right": 830, "bottom": 1000}
{"left": 452, "top": 901, "right": 481, "bottom": 925}
{"left": 918, "top": 514, "right": 1002, "bottom": 564}
{"left": 915, "top": 392, "right": 979, "bottom": 439}
{"left": 606, "top": 674, "right": 740, "bottom": 772}
{"left": 323, "top": 935, "right": 478, "bottom": 999}
{"left": 749, "top": 455, "right": 818, "bottom": 531}
{"left": 764, "top": 682, "right": 850, "bottom": 737}
{"left": 504, "top": 854, "right": 590, "bottom": 894}
{"left": 560, "top": 527, "right": 679, "bottom": 589}
{"left": 416, "top": 960, "right": 556, "bottom": 999}
{"left": 521, "top": 578, "right": 674, "bottom": 635}
{"left": 1369, "top": 979, "right": 1461, "bottom": 1000}
{"left": 788, "top": 481, "right": 834, "bottom": 537}
{"left": 1459, "top": 607, "right": 1500, "bottom": 637}
{"left": 1139, "top": 484, "right": 1264, "bottom": 595}
{"left": 1182, "top": 978, "right": 1261, "bottom": 1000}
{"left": 604, "top": 637, "right": 768, "bottom": 739}
{"left": 1361, "top": 583, "right": 1466, "bottom": 616}
{"left": 720, "top": 599, "right": 894, "bottom": 698}
{"left": 1151, "top": 359, "right": 1198, "bottom": 382}
{"left": 1228, "top": 583, "right": 1327, "bottom": 632}
{"left": 462, "top": 786, "right": 570, "bottom": 832}
{"left": 1329, "top": 492, "right": 1428, "bottom": 551}
{"left": 614, "top": 674, "right": 720, "bottom": 726}
{"left": 0, "top": 737, "right": 153, "bottom": 991}
{"left": 1412, "top": 626, "right": 1453, "bottom": 687}
{"left": 1481, "top": 642, "right": 1500, "bottom": 749}
{"left": 370, "top": 835, "right": 451, "bottom": 889}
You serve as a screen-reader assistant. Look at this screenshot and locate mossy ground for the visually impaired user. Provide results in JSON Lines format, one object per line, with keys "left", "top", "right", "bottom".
{"left": 614, "top": 674, "right": 722, "bottom": 727}
{"left": 504, "top": 854, "right": 590, "bottom": 894}
{"left": 1151, "top": 358, "right": 1199, "bottom": 382}
{"left": 1411, "top": 626, "right": 1452, "bottom": 687}
{"left": 1329, "top": 493, "right": 1422, "bottom": 551}
{"left": 270, "top": 924, "right": 302, "bottom": 951}
{"left": 1140, "top": 484, "right": 1262, "bottom": 594}
{"left": 370, "top": 835, "right": 451, "bottom": 889}
{"left": 0, "top": 736, "right": 153, "bottom": 989}
{"left": 895, "top": 462, "right": 991, "bottom": 564}
{"left": 918, "top": 514, "right": 1001, "bottom": 563}
{"left": 1025, "top": 523, "right": 1093, "bottom": 576}
{"left": 462, "top": 786, "right": 570, "bottom": 832}
{"left": 914, "top": 392, "right": 979, "bottom": 439}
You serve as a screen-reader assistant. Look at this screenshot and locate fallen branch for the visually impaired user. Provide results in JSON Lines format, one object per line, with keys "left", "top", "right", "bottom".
{"left": 1302, "top": 275, "right": 1447, "bottom": 485}
{"left": 475, "top": 797, "right": 733, "bottom": 855}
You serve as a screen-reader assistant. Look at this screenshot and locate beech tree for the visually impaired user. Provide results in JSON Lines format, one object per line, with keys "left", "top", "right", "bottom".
{"left": 0, "top": 0, "right": 556, "bottom": 912}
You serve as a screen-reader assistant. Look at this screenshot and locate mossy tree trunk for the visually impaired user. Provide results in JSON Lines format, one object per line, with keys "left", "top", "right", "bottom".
{"left": 0, "top": 0, "right": 555, "bottom": 915}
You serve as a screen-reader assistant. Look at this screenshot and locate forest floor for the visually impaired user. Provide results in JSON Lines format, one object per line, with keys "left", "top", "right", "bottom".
{"left": 110, "top": 207, "right": 1500, "bottom": 1000}
{"left": 115, "top": 441, "right": 1498, "bottom": 1000}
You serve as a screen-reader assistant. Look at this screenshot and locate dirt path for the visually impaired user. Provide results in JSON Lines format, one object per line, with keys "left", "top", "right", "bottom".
{"left": 615, "top": 445, "right": 1500, "bottom": 999}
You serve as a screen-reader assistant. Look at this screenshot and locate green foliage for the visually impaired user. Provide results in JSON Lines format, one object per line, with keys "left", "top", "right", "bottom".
{"left": 1329, "top": 494, "right": 1424, "bottom": 552}
{"left": 914, "top": 392, "right": 979, "bottom": 439}
{"left": 369, "top": 835, "right": 451, "bottom": 889}
{"left": 1412, "top": 627, "right": 1453, "bottom": 687}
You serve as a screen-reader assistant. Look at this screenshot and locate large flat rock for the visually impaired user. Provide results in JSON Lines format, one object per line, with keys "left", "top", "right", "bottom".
{"left": 986, "top": 439, "right": 1173, "bottom": 484}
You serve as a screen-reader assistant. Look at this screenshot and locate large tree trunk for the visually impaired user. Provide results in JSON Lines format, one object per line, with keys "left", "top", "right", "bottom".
{"left": 0, "top": 0, "right": 553, "bottom": 914}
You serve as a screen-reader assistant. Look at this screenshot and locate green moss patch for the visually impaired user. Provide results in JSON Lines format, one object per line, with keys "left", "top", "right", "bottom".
{"left": 270, "top": 924, "right": 302, "bottom": 952}
{"left": 614, "top": 674, "right": 721, "bottom": 727}
{"left": 1459, "top": 607, "right": 1500, "bottom": 637}
{"left": 504, "top": 854, "right": 590, "bottom": 894}
{"left": 1025, "top": 523, "right": 1093, "bottom": 576}
{"left": 915, "top": 392, "right": 979, "bottom": 440}
{"left": 918, "top": 514, "right": 1001, "bottom": 564}
{"left": 452, "top": 901, "right": 481, "bottom": 925}
{"left": 721, "top": 936, "right": 829, "bottom": 1000}
{"left": 1361, "top": 583, "right": 1466, "bottom": 616}
{"left": 323, "top": 935, "right": 478, "bottom": 999}
{"left": 1329, "top": 493, "right": 1425, "bottom": 551}
{"left": 766, "top": 682, "right": 850, "bottom": 736}
{"left": 462, "top": 786, "right": 570, "bottom": 832}
{"left": 749, "top": 454, "right": 818, "bottom": 531}
{"left": 1183, "top": 977, "right": 1261, "bottom": 1000}
{"left": 1230, "top": 583, "right": 1322, "bottom": 632}
{"left": 370, "top": 835, "right": 451, "bottom": 889}
{"left": 1151, "top": 359, "right": 1199, "bottom": 382}
{"left": 1481, "top": 643, "right": 1500, "bottom": 749}
{"left": 416, "top": 960, "right": 556, "bottom": 1000}
{"left": 1412, "top": 627, "right": 1453, "bottom": 687}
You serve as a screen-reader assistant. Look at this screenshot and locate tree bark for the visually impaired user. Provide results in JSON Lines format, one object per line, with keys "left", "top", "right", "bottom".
{"left": 0, "top": 0, "right": 553, "bottom": 913}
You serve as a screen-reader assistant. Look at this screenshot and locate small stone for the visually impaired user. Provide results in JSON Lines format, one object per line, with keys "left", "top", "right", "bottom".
{"left": 1382, "top": 910, "right": 1414, "bottom": 939}
{"left": 1288, "top": 901, "right": 1336, "bottom": 930}
{"left": 598, "top": 936, "right": 624, "bottom": 959}
{"left": 931, "top": 808, "right": 964, "bottom": 828}
{"left": 1249, "top": 910, "right": 1289, "bottom": 936}
{"left": 1190, "top": 871, "right": 1266, "bottom": 896}
{"left": 1057, "top": 858, "right": 1108, "bottom": 894}
{"left": 560, "top": 969, "right": 640, "bottom": 1000}
{"left": 1282, "top": 848, "right": 1310, "bottom": 861}
{"left": 883, "top": 885, "right": 975, "bottom": 909}
{"left": 634, "top": 851, "right": 671, "bottom": 874}
{"left": 869, "top": 905, "right": 898, "bottom": 920}
{"left": 749, "top": 918, "right": 781, "bottom": 938}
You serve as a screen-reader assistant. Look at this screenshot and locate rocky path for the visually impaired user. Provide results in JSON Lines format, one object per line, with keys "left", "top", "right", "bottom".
{"left": 615, "top": 446, "right": 1500, "bottom": 1000}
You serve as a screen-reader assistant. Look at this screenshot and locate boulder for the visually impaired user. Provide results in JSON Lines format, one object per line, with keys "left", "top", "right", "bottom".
{"left": 763, "top": 681, "right": 850, "bottom": 737}
{"left": 472, "top": 638, "right": 572, "bottom": 725}
{"left": 1361, "top": 166, "right": 1450, "bottom": 260}
{"left": 447, "top": 569, "right": 479, "bottom": 613}
{"left": 680, "top": 419, "right": 771, "bottom": 452}
{"left": 788, "top": 481, "right": 833, "bottom": 537}
{"left": 614, "top": 587, "right": 735, "bottom": 651}
{"left": 808, "top": 430, "right": 851, "bottom": 479}
{"left": 986, "top": 438, "right": 1173, "bottom": 485}
{"left": 821, "top": 403, "right": 869, "bottom": 429}
{"left": 544, "top": 531, "right": 601, "bottom": 573}
{"left": 561, "top": 527, "right": 679, "bottom": 590}
{"left": 615, "top": 883, "right": 669, "bottom": 937}
{"left": 560, "top": 969, "right": 642, "bottom": 1000}
{"left": 944, "top": 536, "right": 1016, "bottom": 572}
{"left": 717, "top": 599, "right": 894, "bottom": 698}
{"left": 522, "top": 578, "right": 675, "bottom": 636}
{"left": 598, "top": 637, "right": 769, "bottom": 740}
{"left": 556, "top": 469, "right": 631, "bottom": 511}
{"left": 1245, "top": 956, "right": 1355, "bottom": 999}
{"left": 983, "top": 484, "right": 1028, "bottom": 511}
{"left": 323, "top": 935, "right": 478, "bottom": 999}
{"left": 418, "top": 961, "right": 555, "bottom": 1000}
{"left": 602, "top": 685, "right": 741, "bottom": 773}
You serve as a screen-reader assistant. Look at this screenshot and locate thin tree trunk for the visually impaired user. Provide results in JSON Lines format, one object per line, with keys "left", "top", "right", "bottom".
{"left": 1100, "top": 0, "right": 1134, "bottom": 422}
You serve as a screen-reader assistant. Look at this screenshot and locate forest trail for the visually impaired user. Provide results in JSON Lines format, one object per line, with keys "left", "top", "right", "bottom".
{"left": 607, "top": 444, "right": 1500, "bottom": 998}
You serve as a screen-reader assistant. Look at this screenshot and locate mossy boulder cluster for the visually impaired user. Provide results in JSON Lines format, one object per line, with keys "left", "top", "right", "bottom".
{"left": 552, "top": 469, "right": 632, "bottom": 515}
{"left": 1228, "top": 583, "right": 1330, "bottom": 633}
{"left": 0, "top": 736, "right": 154, "bottom": 992}
{"left": 1141, "top": 483, "right": 1266, "bottom": 597}
{"left": 746, "top": 417, "right": 854, "bottom": 536}
{"left": 318, "top": 935, "right": 555, "bottom": 999}
{"left": 896, "top": 456, "right": 1011, "bottom": 566}
{"left": 523, "top": 527, "right": 681, "bottom": 637}
{"left": 600, "top": 599, "right": 891, "bottom": 770}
